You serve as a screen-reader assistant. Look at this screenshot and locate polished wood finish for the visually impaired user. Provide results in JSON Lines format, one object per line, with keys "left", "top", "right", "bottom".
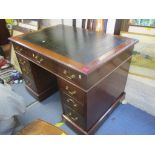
{"left": 9, "top": 25, "right": 137, "bottom": 74}
{"left": 17, "top": 119, "right": 67, "bottom": 135}
{"left": 63, "top": 92, "right": 125, "bottom": 134}
{"left": 16, "top": 52, "right": 58, "bottom": 101}
{"left": 9, "top": 25, "right": 138, "bottom": 134}
{"left": 61, "top": 93, "right": 84, "bottom": 116}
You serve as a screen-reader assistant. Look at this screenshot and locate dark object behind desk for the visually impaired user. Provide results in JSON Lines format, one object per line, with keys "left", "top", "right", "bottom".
{"left": 0, "top": 78, "right": 4, "bottom": 84}
{"left": 0, "top": 19, "right": 10, "bottom": 45}
{"left": 0, "top": 47, "right": 5, "bottom": 57}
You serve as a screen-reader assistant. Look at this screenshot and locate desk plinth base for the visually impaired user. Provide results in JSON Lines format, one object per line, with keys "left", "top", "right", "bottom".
{"left": 62, "top": 92, "right": 125, "bottom": 135}
{"left": 25, "top": 85, "right": 58, "bottom": 101}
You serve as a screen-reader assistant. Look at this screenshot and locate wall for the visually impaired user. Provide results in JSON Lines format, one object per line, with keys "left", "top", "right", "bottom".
{"left": 40, "top": 19, "right": 116, "bottom": 34}
{"left": 128, "top": 25, "right": 155, "bottom": 35}
{"left": 40, "top": 19, "right": 62, "bottom": 28}
{"left": 106, "top": 19, "right": 116, "bottom": 34}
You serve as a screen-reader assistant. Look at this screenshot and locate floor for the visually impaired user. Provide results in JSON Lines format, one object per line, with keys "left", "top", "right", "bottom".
{"left": 12, "top": 78, "right": 155, "bottom": 135}
{"left": 125, "top": 74, "right": 155, "bottom": 117}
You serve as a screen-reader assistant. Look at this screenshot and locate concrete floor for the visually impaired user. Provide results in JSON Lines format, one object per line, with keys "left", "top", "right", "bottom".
{"left": 125, "top": 73, "right": 155, "bottom": 116}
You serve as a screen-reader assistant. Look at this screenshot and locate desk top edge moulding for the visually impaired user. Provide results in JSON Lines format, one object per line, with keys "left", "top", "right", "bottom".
{"left": 9, "top": 24, "right": 138, "bottom": 134}
{"left": 9, "top": 24, "right": 138, "bottom": 75}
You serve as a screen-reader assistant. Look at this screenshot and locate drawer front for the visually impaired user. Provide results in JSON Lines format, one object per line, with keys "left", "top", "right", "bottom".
{"left": 16, "top": 54, "right": 33, "bottom": 79}
{"left": 13, "top": 43, "right": 87, "bottom": 89}
{"left": 14, "top": 43, "right": 58, "bottom": 74}
{"left": 16, "top": 54, "right": 37, "bottom": 91}
{"left": 62, "top": 93, "right": 84, "bottom": 116}
{"left": 63, "top": 105, "right": 86, "bottom": 129}
{"left": 58, "top": 78, "right": 85, "bottom": 103}
{"left": 58, "top": 64, "right": 86, "bottom": 88}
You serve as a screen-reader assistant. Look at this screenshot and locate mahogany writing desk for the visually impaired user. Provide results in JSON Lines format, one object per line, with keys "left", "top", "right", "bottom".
{"left": 9, "top": 25, "right": 137, "bottom": 134}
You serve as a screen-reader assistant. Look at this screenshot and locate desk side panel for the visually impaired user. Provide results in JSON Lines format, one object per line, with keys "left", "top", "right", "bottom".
{"left": 86, "top": 56, "right": 132, "bottom": 130}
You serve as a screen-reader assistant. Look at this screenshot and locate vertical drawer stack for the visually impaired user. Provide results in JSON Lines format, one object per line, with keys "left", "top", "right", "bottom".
{"left": 14, "top": 43, "right": 58, "bottom": 100}
{"left": 16, "top": 54, "right": 38, "bottom": 92}
{"left": 57, "top": 67, "right": 87, "bottom": 131}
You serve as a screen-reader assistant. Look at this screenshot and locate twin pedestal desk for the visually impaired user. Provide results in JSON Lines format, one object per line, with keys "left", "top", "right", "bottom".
{"left": 10, "top": 25, "right": 137, "bottom": 134}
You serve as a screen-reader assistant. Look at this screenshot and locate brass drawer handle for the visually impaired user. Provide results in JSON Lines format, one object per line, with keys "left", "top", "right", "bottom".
{"left": 32, "top": 53, "right": 44, "bottom": 63}
{"left": 63, "top": 70, "right": 76, "bottom": 80}
{"left": 68, "top": 112, "right": 78, "bottom": 121}
{"left": 18, "top": 59, "right": 26, "bottom": 64}
{"left": 18, "top": 48, "right": 23, "bottom": 52}
{"left": 69, "top": 90, "right": 76, "bottom": 95}
{"left": 38, "top": 57, "right": 44, "bottom": 63}
{"left": 66, "top": 98, "right": 78, "bottom": 107}
{"left": 65, "top": 86, "right": 76, "bottom": 95}
{"left": 15, "top": 46, "right": 23, "bottom": 52}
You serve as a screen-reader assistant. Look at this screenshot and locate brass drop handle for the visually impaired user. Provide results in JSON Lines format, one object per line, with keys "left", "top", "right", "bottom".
{"left": 68, "top": 112, "right": 78, "bottom": 121}
{"left": 32, "top": 53, "right": 44, "bottom": 63}
{"left": 18, "top": 59, "right": 25, "bottom": 64}
{"left": 65, "top": 86, "right": 76, "bottom": 95}
{"left": 23, "top": 60, "right": 26, "bottom": 64}
{"left": 35, "top": 55, "right": 39, "bottom": 59}
{"left": 67, "top": 98, "right": 78, "bottom": 107}
{"left": 38, "top": 57, "right": 44, "bottom": 63}
{"left": 63, "top": 70, "right": 76, "bottom": 80}
{"left": 19, "top": 48, "right": 23, "bottom": 52}
{"left": 15, "top": 46, "right": 23, "bottom": 52}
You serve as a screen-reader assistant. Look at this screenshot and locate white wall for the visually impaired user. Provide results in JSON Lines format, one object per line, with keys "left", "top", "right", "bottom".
{"left": 63, "top": 19, "right": 72, "bottom": 26}
{"left": 62, "top": 19, "right": 82, "bottom": 28}
{"left": 40, "top": 19, "right": 116, "bottom": 34}
{"left": 40, "top": 19, "right": 62, "bottom": 28}
{"left": 106, "top": 19, "right": 116, "bottom": 34}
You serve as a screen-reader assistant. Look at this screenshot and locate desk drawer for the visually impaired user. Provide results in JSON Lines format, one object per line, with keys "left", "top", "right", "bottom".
{"left": 58, "top": 78, "right": 85, "bottom": 103}
{"left": 14, "top": 43, "right": 58, "bottom": 74}
{"left": 63, "top": 105, "right": 86, "bottom": 130}
{"left": 58, "top": 64, "right": 86, "bottom": 88}
{"left": 14, "top": 43, "right": 87, "bottom": 88}
{"left": 62, "top": 93, "right": 84, "bottom": 116}
{"left": 16, "top": 54, "right": 33, "bottom": 79}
